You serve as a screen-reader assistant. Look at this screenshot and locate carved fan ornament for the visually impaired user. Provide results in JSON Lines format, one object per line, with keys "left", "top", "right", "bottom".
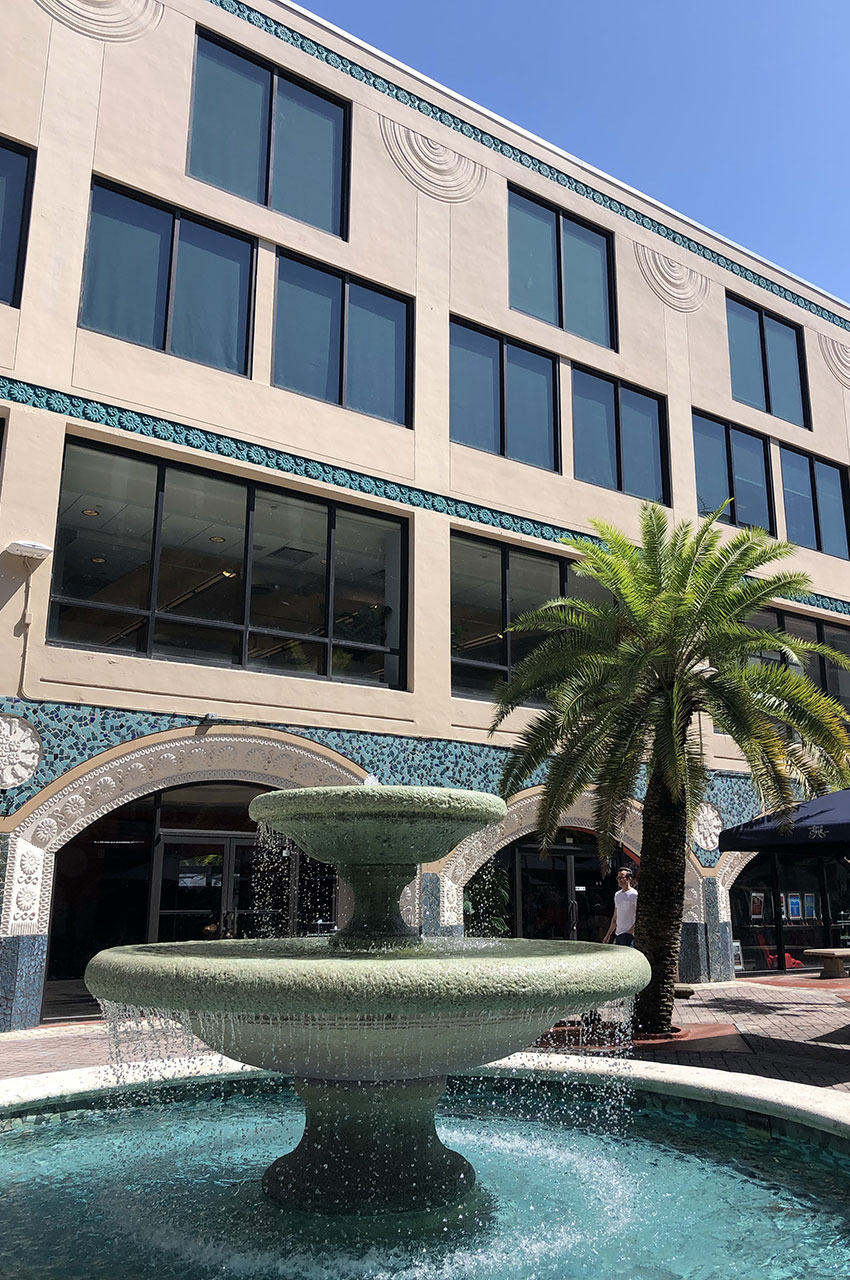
{"left": 379, "top": 116, "right": 487, "bottom": 203}
{"left": 818, "top": 333, "right": 850, "bottom": 389}
{"left": 30, "top": 0, "right": 163, "bottom": 42}
{"left": 634, "top": 241, "right": 710, "bottom": 312}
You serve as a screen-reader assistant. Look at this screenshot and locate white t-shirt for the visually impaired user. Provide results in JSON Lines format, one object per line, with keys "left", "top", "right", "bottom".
{"left": 614, "top": 886, "right": 638, "bottom": 935}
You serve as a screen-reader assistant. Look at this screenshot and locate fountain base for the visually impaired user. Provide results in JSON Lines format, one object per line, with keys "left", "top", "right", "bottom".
{"left": 263, "top": 1076, "right": 475, "bottom": 1215}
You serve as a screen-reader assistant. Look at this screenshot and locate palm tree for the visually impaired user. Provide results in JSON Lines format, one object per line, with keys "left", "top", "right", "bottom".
{"left": 491, "top": 505, "right": 850, "bottom": 1034}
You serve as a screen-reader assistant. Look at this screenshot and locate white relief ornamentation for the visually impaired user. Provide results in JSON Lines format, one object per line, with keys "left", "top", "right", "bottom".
{"left": 692, "top": 801, "right": 723, "bottom": 851}
{"left": 399, "top": 871, "right": 422, "bottom": 929}
{"left": 1, "top": 732, "right": 363, "bottom": 936}
{"left": 379, "top": 116, "right": 487, "bottom": 203}
{"left": 30, "top": 0, "right": 163, "bottom": 42}
{"left": 0, "top": 717, "right": 43, "bottom": 789}
{"left": 634, "top": 242, "right": 710, "bottom": 312}
{"left": 818, "top": 333, "right": 850, "bottom": 388}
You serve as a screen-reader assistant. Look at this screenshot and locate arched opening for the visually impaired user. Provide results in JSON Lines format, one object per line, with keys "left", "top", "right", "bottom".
{"left": 463, "top": 827, "right": 637, "bottom": 942}
{"left": 43, "top": 780, "right": 338, "bottom": 1021}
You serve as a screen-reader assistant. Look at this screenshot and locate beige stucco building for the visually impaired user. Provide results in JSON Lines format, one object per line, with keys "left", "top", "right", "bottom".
{"left": 2, "top": 0, "right": 850, "bottom": 1027}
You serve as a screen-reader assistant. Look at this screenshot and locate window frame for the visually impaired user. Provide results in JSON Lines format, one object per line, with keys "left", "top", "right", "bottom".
{"left": 48, "top": 437, "right": 409, "bottom": 689}
{"left": 751, "top": 607, "right": 850, "bottom": 712}
{"left": 692, "top": 410, "right": 775, "bottom": 533}
{"left": 450, "top": 530, "right": 570, "bottom": 697}
{"left": 274, "top": 247, "right": 414, "bottom": 428}
{"left": 449, "top": 315, "right": 561, "bottom": 472}
{"left": 78, "top": 179, "right": 256, "bottom": 377}
{"left": 507, "top": 184, "right": 618, "bottom": 351}
{"left": 0, "top": 135, "right": 36, "bottom": 309}
{"left": 571, "top": 363, "right": 670, "bottom": 505}
{"left": 779, "top": 443, "right": 850, "bottom": 559}
{"left": 725, "top": 292, "right": 811, "bottom": 429}
{"left": 188, "top": 28, "right": 352, "bottom": 240}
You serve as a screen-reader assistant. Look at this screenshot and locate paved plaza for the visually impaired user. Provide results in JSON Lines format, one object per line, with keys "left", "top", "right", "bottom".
{"left": 2, "top": 975, "right": 850, "bottom": 1091}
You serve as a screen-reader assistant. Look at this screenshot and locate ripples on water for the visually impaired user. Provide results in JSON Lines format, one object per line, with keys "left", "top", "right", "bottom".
{"left": 2, "top": 1079, "right": 849, "bottom": 1280}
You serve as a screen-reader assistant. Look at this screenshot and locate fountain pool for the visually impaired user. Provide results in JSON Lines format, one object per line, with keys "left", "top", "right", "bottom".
{"left": 2, "top": 1069, "right": 849, "bottom": 1280}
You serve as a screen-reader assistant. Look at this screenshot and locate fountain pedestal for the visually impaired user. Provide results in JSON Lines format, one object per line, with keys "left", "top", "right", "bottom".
{"left": 86, "top": 786, "right": 650, "bottom": 1223}
{"left": 264, "top": 1076, "right": 473, "bottom": 1213}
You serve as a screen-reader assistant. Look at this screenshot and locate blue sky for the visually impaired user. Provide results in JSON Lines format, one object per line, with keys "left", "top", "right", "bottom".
{"left": 295, "top": 0, "right": 850, "bottom": 304}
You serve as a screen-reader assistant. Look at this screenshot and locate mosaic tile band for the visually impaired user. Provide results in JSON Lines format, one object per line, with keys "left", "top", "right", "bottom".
{"left": 206, "top": 0, "right": 850, "bottom": 335}
{"left": 1, "top": 376, "right": 849, "bottom": 620}
{"left": 0, "top": 697, "right": 758, "bottom": 869}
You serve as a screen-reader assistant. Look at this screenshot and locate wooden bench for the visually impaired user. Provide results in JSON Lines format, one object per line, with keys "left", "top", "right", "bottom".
{"left": 802, "top": 948, "right": 850, "bottom": 979}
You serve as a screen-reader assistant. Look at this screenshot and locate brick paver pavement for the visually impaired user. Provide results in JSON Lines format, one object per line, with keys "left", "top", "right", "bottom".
{"left": 2, "top": 976, "right": 850, "bottom": 1090}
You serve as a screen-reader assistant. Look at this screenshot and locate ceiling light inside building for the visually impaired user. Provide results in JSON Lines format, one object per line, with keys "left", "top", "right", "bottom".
{"left": 82, "top": 509, "right": 99, "bottom": 517}
{"left": 90, "top": 556, "right": 107, "bottom": 564}
{"left": 209, "top": 535, "right": 226, "bottom": 543}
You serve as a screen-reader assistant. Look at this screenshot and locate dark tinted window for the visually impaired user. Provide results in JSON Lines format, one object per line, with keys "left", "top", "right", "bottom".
{"left": 726, "top": 295, "right": 807, "bottom": 427}
{"left": 274, "top": 255, "right": 410, "bottom": 426}
{"left": 49, "top": 443, "right": 406, "bottom": 686}
{"left": 450, "top": 320, "right": 557, "bottom": 471}
{"left": 509, "top": 188, "right": 614, "bottom": 348}
{"left": 81, "top": 183, "right": 253, "bottom": 375}
{"left": 0, "top": 140, "right": 33, "bottom": 306}
{"left": 170, "top": 218, "right": 252, "bottom": 374}
{"left": 781, "top": 448, "right": 849, "bottom": 558}
{"left": 190, "top": 33, "right": 346, "bottom": 237}
{"left": 81, "top": 186, "right": 171, "bottom": 349}
{"left": 271, "top": 77, "right": 345, "bottom": 235}
{"left": 693, "top": 413, "right": 772, "bottom": 530}
{"left": 189, "top": 37, "right": 270, "bottom": 204}
{"left": 451, "top": 533, "right": 568, "bottom": 699}
{"left": 573, "top": 368, "right": 666, "bottom": 502}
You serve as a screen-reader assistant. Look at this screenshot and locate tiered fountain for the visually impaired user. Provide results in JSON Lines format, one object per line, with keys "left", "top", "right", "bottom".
{"left": 86, "top": 786, "right": 650, "bottom": 1222}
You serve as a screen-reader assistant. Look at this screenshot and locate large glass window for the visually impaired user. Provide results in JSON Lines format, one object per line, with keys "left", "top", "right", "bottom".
{"left": 693, "top": 413, "right": 773, "bottom": 531}
{"left": 80, "top": 183, "right": 253, "bottom": 375}
{"left": 450, "top": 320, "right": 557, "bottom": 470}
{"left": 508, "top": 188, "right": 614, "bottom": 348}
{"left": 780, "top": 447, "right": 849, "bottom": 558}
{"left": 0, "top": 139, "right": 34, "bottom": 307}
{"left": 450, "top": 534, "right": 569, "bottom": 698}
{"left": 748, "top": 608, "right": 850, "bottom": 715}
{"left": 572, "top": 368, "right": 667, "bottom": 502}
{"left": 275, "top": 254, "right": 410, "bottom": 426}
{"left": 189, "top": 32, "right": 347, "bottom": 237}
{"left": 726, "top": 295, "right": 808, "bottom": 428}
{"left": 49, "top": 442, "right": 406, "bottom": 687}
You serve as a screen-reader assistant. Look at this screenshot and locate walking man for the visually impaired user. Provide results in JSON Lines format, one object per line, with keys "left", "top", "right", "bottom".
{"left": 603, "top": 867, "right": 638, "bottom": 947}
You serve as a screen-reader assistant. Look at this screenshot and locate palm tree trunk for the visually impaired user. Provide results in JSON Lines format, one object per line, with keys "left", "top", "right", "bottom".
{"left": 632, "top": 767, "right": 688, "bottom": 1035}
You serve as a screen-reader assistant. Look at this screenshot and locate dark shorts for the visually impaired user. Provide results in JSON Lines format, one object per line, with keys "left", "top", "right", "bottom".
{"left": 614, "top": 932, "right": 635, "bottom": 947}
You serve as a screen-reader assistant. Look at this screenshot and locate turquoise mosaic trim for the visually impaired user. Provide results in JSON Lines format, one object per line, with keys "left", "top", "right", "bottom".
{"left": 206, "top": 0, "right": 850, "bottom": 334}
{"left": 0, "top": 374, "right": 578, "bottom": 547}
{"left": 0, "top": 697, "right": 758, "bottom": 867}
{"left": 2, "top": 373, "right": 850, "bottom": 619}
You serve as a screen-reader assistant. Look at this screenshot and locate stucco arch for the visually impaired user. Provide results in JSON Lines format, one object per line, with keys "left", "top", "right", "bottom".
{"left": 438, "top": 786, "right": 647, "bottom": 930}
{"left": 1, "top": 725, "right": 366, "bottom": 937}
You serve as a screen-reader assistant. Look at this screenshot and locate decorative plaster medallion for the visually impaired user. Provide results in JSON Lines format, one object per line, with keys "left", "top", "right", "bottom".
{"left": 818, "top": 333, "right": 850, "bottom": 388}
{"left": 1, "top": 732, "right": 362, "bottom": 936}
{"left": 31, "top": 0, "right": 163, "bottom": 42}
{"left": 0, "top": 717, "right": 42, "bottom": 789}
{"left": 692, "top": 801, "right": 723, "bottom": 851}
{"left": 379, "top": 116, "right": 486, "bottom": 203}
{"left": 634, "top": 242, "right": 710, "bottom": 312}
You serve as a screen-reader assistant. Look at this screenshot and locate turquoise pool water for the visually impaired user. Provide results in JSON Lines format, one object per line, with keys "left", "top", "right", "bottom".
{"left": 1, "top": 1079, "right": 848, "bottom": 1279}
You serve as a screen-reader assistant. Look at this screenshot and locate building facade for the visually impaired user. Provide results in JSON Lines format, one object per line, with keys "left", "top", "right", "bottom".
{"left": 2, "top": 0, "right": 850, "bottom": 1028}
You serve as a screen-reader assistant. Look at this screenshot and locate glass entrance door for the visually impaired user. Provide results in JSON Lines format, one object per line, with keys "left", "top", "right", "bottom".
{"left": 156, "top": 836, "right": 260, "bottom": 942}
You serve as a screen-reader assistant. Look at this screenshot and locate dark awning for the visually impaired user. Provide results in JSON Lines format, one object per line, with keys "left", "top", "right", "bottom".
{"left": 718, "top": 788, "right": 850, "bottom": 853}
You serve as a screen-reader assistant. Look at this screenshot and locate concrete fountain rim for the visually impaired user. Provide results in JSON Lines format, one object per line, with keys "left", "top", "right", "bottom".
{"left": 248, "top": 785, "right": 508, "bottom": 824}
{"left": 84, "top": 937, "right": 650, "bottom": 1016}
{"left": 1, "top": 1055, "right": 849, "bottom": 1150}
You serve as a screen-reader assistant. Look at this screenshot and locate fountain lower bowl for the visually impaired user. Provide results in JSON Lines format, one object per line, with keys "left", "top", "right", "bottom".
{"left": 85, "top": 937, "right": 649, "bottom": 1080}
